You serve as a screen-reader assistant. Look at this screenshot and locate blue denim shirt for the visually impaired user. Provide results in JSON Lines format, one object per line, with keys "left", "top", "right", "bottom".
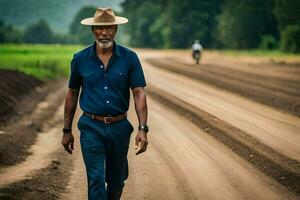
{"left": 68, "top": 42, "right": 146, "bottom": 116}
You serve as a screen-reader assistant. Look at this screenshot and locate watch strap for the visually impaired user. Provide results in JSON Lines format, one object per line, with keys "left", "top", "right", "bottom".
{"left": 62, "top": 128, "right": 72, "bottom": 134}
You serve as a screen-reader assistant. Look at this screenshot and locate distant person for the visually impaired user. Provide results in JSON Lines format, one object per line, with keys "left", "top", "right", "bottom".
{"left": 192, "top": 39, "right": 203, "bottom": 64}
{"left": 61, "top": 7, "right": 149, "bottom": 200}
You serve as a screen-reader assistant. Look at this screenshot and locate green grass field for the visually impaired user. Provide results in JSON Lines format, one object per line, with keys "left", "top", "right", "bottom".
{"left": 0, "top": 44, "right": 83, "bottom": 80}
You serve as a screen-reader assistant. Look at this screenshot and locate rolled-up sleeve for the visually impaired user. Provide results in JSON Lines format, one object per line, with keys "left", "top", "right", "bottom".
{"left": 68, "top": 55, "right": 82, "bottom": 89}
{"left": 129, "top": 52, "right": 146, "bottom": 89}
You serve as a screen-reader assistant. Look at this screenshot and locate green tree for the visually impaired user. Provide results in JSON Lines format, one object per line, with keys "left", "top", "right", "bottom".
{"left": 217, "top": 0, "right": 278, "bottom": 49}
{"left": 134, "top": 2, "right": 163, "bottom": 47}
{"left": 259, "top": 35, "right": 278, "bottom": 50}
{"left": 122, "top": 0, "right": 221, "bottom": 48}
{"left": 23, "top": 20, "right": 53, "bottom": 43}
{"left": 0, "top": 20, "right": 6, "bottom": 43}
{"left": 121, "top": 0, "right": 140, "bottom": 46}
{"left": 167, "top": 0, "right": 221, "bottom": 48}
{"left": 274, "top": 0, "right": 300, "bottom": 52}
{"left": 0, "top": 20, "right": 22, "bottom": 43}
{"left": 122, "top": 0, "right": 167, "bottom": 48}
{"left": 274, "top": 0, "right": 300, "bottom": 30}
{"left": 0, "top": 30, "right": 5, "bottom": 43}
{"left": 149, "top": 13, "right": 170, "bottom": 48}
{"left": 280, "top": 24, "right": 300, "bottom": 53}
{"left": 69, "top": 7, "right": 95, "bottom": 44}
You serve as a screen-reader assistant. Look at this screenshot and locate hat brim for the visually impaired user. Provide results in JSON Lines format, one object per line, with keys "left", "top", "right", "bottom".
{"left": 81, "top": 16, "right": 128, "bottom": 26}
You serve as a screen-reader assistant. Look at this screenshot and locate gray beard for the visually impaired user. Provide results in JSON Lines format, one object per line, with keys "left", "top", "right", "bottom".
{"left": 97, "top": 40, "right": 113, "bottom": 49}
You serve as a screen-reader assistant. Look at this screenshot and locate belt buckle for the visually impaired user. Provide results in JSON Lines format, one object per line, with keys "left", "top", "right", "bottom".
{"left": 104, "top": 116, "right": 113, "bottom": 124}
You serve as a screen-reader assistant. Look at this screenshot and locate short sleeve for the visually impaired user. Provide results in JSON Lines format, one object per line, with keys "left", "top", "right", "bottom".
{"left": 68, "top": 55, "right": 82, "bottom": 89}
{"left": 129, "top": 52, "right": 146, "bottom": 89}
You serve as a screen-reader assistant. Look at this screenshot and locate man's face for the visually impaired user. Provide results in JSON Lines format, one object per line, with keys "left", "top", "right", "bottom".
{"left": 92, "top": 25, "right": 118, "bottom": 49}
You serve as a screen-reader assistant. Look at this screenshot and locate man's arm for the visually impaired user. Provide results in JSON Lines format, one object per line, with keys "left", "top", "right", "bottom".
{"left": 62, "top": 88, "right": 80, "bottom": 154}
{"left": 132, "top": 87, "right": 148, "bottom": 155}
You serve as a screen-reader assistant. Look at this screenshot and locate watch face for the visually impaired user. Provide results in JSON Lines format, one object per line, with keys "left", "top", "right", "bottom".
{"left": 139, "top": 125, "right": 149, "bottom": 133}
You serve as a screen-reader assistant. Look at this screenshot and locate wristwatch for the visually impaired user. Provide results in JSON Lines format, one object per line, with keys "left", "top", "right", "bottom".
{"left": 138, "top": 125, "right": 149, "bottom": 134}
{"left": 62, "top": 128, "right": 72, "bottom": 134}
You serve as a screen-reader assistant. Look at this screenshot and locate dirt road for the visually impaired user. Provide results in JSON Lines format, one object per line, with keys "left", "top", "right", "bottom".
{"left": 123, "top": 96, "right": 299, "bottom": 200}
{"left": 60, "top": 96, "right": 298, "bottom": 200}
{"left": 0, "top": 50, "right": 299, "bottom": 199}
{"left": 143, "top": 58, "right": 300, "bottom": 161}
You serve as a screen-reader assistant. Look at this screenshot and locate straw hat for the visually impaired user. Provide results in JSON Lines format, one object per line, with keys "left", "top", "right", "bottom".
{"left": 81, "top": 7, "right": 128, "bottom": 26}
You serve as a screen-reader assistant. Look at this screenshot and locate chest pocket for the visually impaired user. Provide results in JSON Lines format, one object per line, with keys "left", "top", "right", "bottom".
{"left": 82, "top": 71, "right": 102, "bottom": 88}
{"left": 108, "top": 70, "right": 129, "bottom": 88}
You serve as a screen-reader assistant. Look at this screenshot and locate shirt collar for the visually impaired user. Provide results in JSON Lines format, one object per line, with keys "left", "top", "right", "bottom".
{"left": 90, "top": 41, "right": 120, "bottom": 57}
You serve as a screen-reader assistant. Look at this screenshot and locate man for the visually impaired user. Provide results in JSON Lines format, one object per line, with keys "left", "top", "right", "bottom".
{"left": 61, "top": 7, "right": 149, "bottom": 200}
{"left": 192, "top": 39, "right": 203, "bottom": 64}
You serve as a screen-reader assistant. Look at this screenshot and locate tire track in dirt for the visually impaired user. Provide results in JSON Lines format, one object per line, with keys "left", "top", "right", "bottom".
{"left": 178, "top": 51, "right": 300, "bottom": 81}
{"left": 0, "top": 102, "right": 73, "bottom": 199}
{"left": 179, "top": 59, "right": 300, "bottom": 96}
{"left": 123, "top": 137, "right": 198, "bottom": 200}
{"left": 142, "top": 60, "right": 300, "bottom": 162}
{"left": 124, "top": 96, "right": 299, "bottom": 200}
{"left": 0, "top": 78, "right": 74, "bottom": 199}
{"left": 143, "top": 52, "right": 300, "bottom": 194}
{"left": 146, "top": 58, "right": 300, "bottom": 116}
{"left": 0, "top": 104, "right": 64, "bottom": 187}
{"left": 147, "top": 85, "right": 300, "bottom": 195}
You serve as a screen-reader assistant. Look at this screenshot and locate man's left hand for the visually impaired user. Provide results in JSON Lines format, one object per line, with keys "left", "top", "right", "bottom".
{"left": 61, "top": 132, "right": 74, "bottom": 154}
{"left": 135, "top": 131, "right": 148, "bottom": 155}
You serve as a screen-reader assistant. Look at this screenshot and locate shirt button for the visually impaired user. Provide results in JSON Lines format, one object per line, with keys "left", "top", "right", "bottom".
{"left": 106, "top": 100, "right": 110, "bottom": 104}
{"left": 104, "top": 86, "right": 108, "bottom": 90}
{"left": 100, "top": 65, "right": 103, "bottom": 68}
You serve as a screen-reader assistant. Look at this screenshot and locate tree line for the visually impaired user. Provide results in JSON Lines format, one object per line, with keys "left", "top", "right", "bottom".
{"left": 1, "top": 1, "right": 299, "bottom": 52}
{"left": 0, "top": 6, "right": 113, "bottom": 46}
{"left": 121, "top": 0, "right": 300, "bottom": 52}
{"left": 0, "top": 6, "right": 103, "bottom": 45}
{"left": 0, "top": 19, "right": 77, "bottom": 44}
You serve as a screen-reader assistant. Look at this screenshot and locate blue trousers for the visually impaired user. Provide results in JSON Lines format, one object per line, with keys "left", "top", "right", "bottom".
{"left": 78, "top": 114, "right": 134, "bottom": 200}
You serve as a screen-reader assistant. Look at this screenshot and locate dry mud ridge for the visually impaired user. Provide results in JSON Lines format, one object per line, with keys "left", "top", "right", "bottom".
{"left": 0, "top": 50, "right": 300, "bottom": 200}
{"left": 0, "top": 70, "right": 71, "bottom": 199}
{"left": 0, "top": 70, "right": 42, "bottom": 125}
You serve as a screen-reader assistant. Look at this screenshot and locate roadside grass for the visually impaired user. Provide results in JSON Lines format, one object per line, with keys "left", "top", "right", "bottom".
{"left": 219, "top": 49, "right": 300, "bottom": 58}
{"left": 0, "top": 44, "right": 83, "bottom": 81}
{"left": 204, "top": 49, "right": 300, "bottom": 65}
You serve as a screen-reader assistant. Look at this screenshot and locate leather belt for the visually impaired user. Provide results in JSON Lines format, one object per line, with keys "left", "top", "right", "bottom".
{"left": 83, "top": 112, "right": 127, "bottom": 124}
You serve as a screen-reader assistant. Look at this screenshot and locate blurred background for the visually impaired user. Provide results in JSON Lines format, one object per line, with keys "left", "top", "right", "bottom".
{"left": 0, "top": 0, "right": 299, "bottom": 51}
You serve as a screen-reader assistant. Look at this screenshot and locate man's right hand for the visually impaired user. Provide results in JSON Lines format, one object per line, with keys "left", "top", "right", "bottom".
{"left": 61, "top": 133, "right": 74, "bottom": 154}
